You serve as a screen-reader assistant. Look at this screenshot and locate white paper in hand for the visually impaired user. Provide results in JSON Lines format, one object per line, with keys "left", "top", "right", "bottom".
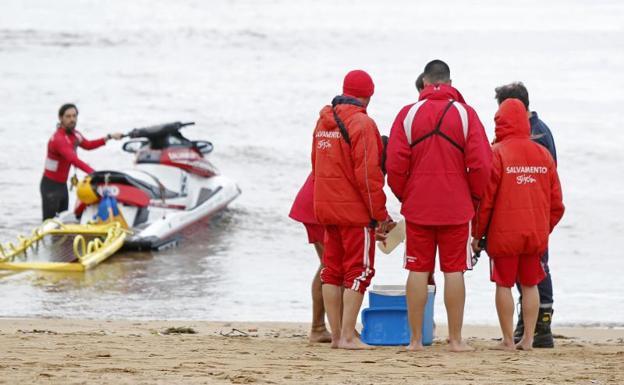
{"left": 377, "top": 219, "right": 406, "bottom": 254}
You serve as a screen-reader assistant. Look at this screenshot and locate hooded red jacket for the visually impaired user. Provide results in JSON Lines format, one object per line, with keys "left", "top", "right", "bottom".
{"left": 472, "top": 99, "right": 564, "bottom": 258}
{"left": 43, "top": 127, "right": 107, "bottom": 183}
{"left": 312, "top": 96, "right": 387, "bottom": 227}
{"left": 386, "top": 84, "right": 492, "bottom": 225}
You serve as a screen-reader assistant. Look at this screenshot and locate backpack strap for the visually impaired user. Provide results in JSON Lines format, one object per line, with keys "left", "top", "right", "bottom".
{"left": 332, "top": 108, "right": 351, "bottom": 146}
{"left": 330, "top": 96, "right": 363, "bottom": 146}
{"left": 409, "top": 100, "right": 465, "bottom": 152}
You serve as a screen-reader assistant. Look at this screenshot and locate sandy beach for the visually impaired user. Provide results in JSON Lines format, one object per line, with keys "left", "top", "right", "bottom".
{"left": 0, "top": 318, "right": 622, "bottom": 385}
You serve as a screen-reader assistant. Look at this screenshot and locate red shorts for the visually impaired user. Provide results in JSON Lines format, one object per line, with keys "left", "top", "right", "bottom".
{"left": 404, "top": 222, "right": 472, "bottom": 273}
{"left": 303, "top": 223, "right": 325, "bottom": 244}
{"left": 321, "top": 225, "right": 375, "bottom": 294}
{"left": 490, "top": 254, "right": 546, "bottom": 287}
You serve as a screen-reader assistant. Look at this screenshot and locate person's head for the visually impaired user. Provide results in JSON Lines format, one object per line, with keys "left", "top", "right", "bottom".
{"left": 494, "top": 98, "right": 530, "bottom": 142}
{"left": 58, "top": 103, "right": 78, "bottom": 131}
{"left": 415, "top": 72, "right": 425, "bottom": 93}
{"left": 423, "top": 60, "right": 451, "bottom": 86}
{"left": 342, "top": 69, "right": 374, "bottom": 107}
{"left": 494, "top": 82, "right": 529, "bottom": 111}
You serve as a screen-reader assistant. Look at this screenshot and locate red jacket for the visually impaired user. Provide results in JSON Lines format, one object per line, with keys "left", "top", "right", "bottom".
{"left": 43, "top": 127, "right": 107, "bottom": 183}
{"left": 312, "top": 96, "right": 387, "bottom": 227}
{"left": 289, "top": 172, "right": 318, "bottom": 224}
{"left": 386, "top": 84, "right": 492, "bottom": 225}
{"left": 472, "top": 99, "right": 564, "bottom": 257}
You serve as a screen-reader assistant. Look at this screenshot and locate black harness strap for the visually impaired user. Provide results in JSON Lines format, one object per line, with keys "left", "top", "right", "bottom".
{"left": 332, "top": 108, "right": 351, "bottom": 145}
{"left": 330, "top": 96, "right": 364, "bottom": 146}
{"left": 410, "top": 100, "right": 464, "bottom": 153}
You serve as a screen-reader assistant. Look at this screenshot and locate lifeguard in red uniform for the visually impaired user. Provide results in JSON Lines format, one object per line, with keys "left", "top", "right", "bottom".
{"left": 40, "top": 103, "right": 123, "bottom": 220}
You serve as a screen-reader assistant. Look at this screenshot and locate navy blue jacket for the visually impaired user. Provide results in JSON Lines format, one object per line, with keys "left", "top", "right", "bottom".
{"left": 530, "top": 111, "right": 557, "bottom": 163}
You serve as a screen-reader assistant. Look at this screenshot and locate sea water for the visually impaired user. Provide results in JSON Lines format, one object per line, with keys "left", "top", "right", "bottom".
{"left": 0, "top": 0, "right": 622, "bottom": 326}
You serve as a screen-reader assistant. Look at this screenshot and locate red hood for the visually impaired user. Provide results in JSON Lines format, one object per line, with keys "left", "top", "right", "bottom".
{"left": 419, "top": 84, "right": 466, "bottom": 103}
{"left": 494, "top": 98, "right": 530, "bottom": 143}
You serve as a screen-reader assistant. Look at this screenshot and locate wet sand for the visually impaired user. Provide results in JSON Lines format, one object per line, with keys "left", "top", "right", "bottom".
{"left": 0, "top": 318, "right": 622, "bottom": 384}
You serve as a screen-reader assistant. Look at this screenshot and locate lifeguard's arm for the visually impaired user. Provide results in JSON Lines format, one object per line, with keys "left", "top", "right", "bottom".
{"left": 350, "top": 117, "right": 388, "bottom": 223}
{"left": 464, "top": 108, "right": 493, "bottom": 207}
{"left": 472, "top": 150, "right": 501, "bottom": 239}
{"left": 386, "top": 108, "right": 411, "bottom": 201}
{"left": 549, "top": 159, "right": 565, "bottom": 232}
{"left": 76, "top": 131, "right": 107, "bottom": 150}
{"left": 53, "top": 134, "right": 95, "bottom": 174}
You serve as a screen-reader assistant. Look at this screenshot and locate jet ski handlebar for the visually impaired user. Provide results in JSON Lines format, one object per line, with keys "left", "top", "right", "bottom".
{"left": 124, "top": 121, "right": 195, "bottom": 139}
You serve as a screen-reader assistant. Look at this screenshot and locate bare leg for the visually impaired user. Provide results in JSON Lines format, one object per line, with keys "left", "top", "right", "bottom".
{"left": 444, "top": 272, "right": 474, "bottom": 352}
{"left": 517, "top": 285, "right": 539, "bottom": 350}
{"left": 338, "top": 289, "right": 373, "bottom": 350}
{"left": 493, "top": 285, "right": 516, "bottom": 351}
{"left": 310, "top": 243, "right": 331, "bottom": 343}
{"left": 322, "top": 284, "right": 343, "bottom": 348}
{"left": 406, "top": 271, "right": 429, "bottom": 351}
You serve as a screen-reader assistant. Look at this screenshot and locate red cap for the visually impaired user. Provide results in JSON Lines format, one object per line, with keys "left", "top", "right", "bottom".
{"left": 343, "top": 70, "right": 374, "bottom": 98}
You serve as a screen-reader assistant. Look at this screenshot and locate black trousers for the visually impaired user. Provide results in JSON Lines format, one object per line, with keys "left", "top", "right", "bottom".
{"left": 40, "top": 176, "right": 68, "bottom": 220}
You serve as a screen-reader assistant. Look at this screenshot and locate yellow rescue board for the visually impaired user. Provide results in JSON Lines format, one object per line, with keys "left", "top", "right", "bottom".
{"left": 0, "top": 220, "right": 127, "bottom": 272}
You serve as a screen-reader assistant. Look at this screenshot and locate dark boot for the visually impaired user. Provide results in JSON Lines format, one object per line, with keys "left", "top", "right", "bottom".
{"left": 533, "top": 308, "right": 554, "bottom": 348}
{"left": 513, "top": 303, "right": 524, "bottom": 343}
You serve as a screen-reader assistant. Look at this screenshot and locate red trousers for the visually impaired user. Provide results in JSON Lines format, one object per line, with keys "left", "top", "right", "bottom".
{"left": 321, "top": 225, "right": 376, "bottom": 294}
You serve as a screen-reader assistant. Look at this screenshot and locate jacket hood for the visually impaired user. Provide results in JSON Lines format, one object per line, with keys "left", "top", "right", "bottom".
{"left": 494, "top": 98, "right": 530, "bottom": 143}
{"left": 419, "top": 84, "right": 465, "bottom": 103}
{"left": 319, "top": 95, "right": 366, "bottom": 128}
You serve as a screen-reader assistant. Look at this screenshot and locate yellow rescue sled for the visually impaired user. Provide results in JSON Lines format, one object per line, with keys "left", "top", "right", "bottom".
{"left": 0, "top": 220, "right": 127, "bottom": 272}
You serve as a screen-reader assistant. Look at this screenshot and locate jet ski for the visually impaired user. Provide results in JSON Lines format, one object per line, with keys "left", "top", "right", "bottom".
{"left": 58, "top": 121, "right": 241, "bottom": 250}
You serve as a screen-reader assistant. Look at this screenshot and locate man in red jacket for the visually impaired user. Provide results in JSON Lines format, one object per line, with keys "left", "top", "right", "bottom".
{"left": 312, "top": 69, "right": 391, "bottom": 350}
{"left": 41, "top": 103, "right": 123, "bottom": 220}
{"left": 472, "top": 98, "right": 564, "bottom": 351}
{"left": 386, "top": 60, "right": 492, "bottom": 352}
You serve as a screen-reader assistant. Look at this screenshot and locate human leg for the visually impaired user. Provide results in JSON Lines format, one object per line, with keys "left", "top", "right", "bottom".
{"left": 320, "top": 226, "right": 344, "bottom": 347}
{"left": 322, "top": 284, "right": 342, "bottom": 348}
{"left": 494, "top": 285, "right": 516, "bottom": 350}
{"left": 40, "top": 177, "right": 66, "bottom": 220}
{"left": 339, "top": 226, "right": 375, "bottom": 350}
{"left": 443, "top": 272, "right": 473, "bottom": 352}
{"left": 406, "top": 271, "right": 429, "bottom": 351}
{"left": 517, "top": 285, "right": 539, "bottom": 350}
{"left": 310, "top": 240, "right": 331, "bottom": 343}
{"left": 404, "top": 222, "right": 436, "bottom": 351}
{"left": 338, "top": 289, "right": 372, "bottom": 349}
{"left": 438, "top": 223, "right": 473, "bottom": 352}
{"left": 516, "top": 254, "right": 546, "bottom": 350}
{"left": 489, "top": 255, "right": 522, "bottom": 350}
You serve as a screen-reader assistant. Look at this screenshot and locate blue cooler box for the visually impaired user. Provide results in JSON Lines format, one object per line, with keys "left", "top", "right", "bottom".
{"left": 361, "top": 285, "right": 435, "bottom": 346}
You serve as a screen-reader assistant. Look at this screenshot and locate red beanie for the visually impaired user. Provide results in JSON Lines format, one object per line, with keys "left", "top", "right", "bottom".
{"left": 343, "top": 70, "right": 374, "bottom": 98}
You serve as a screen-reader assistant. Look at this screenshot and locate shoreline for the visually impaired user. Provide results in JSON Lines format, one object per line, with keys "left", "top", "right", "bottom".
{"left": 1, "top": 318, "right": 622, "bottom": 384}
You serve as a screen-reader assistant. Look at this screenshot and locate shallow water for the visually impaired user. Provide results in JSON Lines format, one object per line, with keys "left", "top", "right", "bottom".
{"left": 0, "top": 0, "right": 623, "bottom": 326}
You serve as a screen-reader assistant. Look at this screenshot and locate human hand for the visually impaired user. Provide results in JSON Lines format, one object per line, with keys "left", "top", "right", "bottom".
{"left": 471, "top": 238, "right": 481, "bottom": 254}
{"left": 108, "top": 132, "right": 124, "bottom": 140}
{"left": 375, "top": 231, "right": 388, "bottom": 242}
{"left": 375, "top": 220, "right": 396, "bottom": 243}
{"left": 376, "top": 220, "right": 396, "bottom": 235}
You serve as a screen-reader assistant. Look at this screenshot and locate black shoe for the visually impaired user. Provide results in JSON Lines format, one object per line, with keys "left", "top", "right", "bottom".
{"left": 513, "top": 303, "right": 524, "bottom": 344}
{"left": 533, "top": 308, "right": 554, "bottom": 348}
